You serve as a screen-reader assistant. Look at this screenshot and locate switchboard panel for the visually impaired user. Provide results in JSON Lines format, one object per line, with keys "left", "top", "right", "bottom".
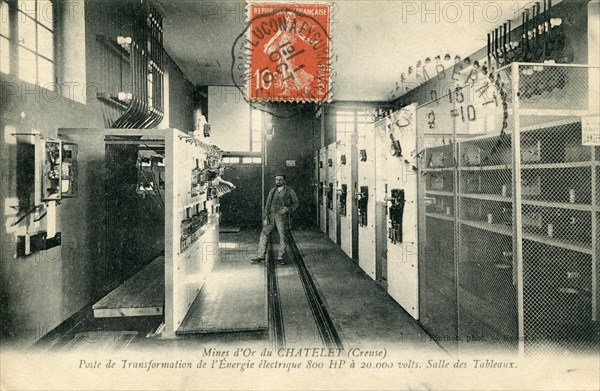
{"left": 326, "top": 142, "right": 337, "bottom": 243}
{"left": 13, "top": 135, "right": 78, "bottom": 257}
{"left": 374, "top": 118, "right": 389, "bottom": 287}
{"left": 57, "top": 128, "right": 230, "bottom": 336}
{"left": 313, "top": 150, "right": 319, "bottom": 226}
{"left": 319, "top": 147, "right": 327, "bottom": 234}
{"left": 165, "top": 131, "right": 221, "bottom": 336}
{"left": 356, "top": 121, "right": 376, "bottom": 279}
{"left": 384, "top": 104, "right": 419, "bottom": 320}
{"left": 35, "top": 139, "right": 79, "bottom": 202}
{"left": 337, "top": 142, "right": 353, "bottom": 258}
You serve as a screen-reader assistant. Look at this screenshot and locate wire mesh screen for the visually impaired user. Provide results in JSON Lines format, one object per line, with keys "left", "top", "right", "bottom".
{"left": 422, "top": 216, "right": 458, "bottom": 348}
{"left": 415, "top": 60, "right": 523, "bottom": 353}
{"left": 517, "top": 63, "right": 599, "bottom": 355}
{"left": 457, "top": 135, "right": 518, "bottom": 352}
{"left": 417, "top": 63, "right": 599, "bottom": 356}
{"left": 457, "top": 67, "right": 518, "bottom": 353}
{"left": 596, "top": 146, "right": 599, "bottom": 326}
{"left": 417, "top": 90, "right": 460, "bottom": 352}
{"left": 518, "top": 65, "right": 590, "bottom": 112}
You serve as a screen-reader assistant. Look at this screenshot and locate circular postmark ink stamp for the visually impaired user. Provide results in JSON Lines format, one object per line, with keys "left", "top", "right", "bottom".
{"left": 231, "top": 2, "right": 333, "bottom": 117}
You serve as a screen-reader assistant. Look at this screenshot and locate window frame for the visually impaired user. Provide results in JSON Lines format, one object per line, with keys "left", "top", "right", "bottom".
{"left": 14, "top": 0, "right": 56, "bottom": 88}
{"left": 0, "top": 0, "right": 12, "bottom": 74}
{"left": 335, "top": 109, "right": 354, "bottom": 140}
{"left": 250, "top": 108, "right": 263, "bottom": 153}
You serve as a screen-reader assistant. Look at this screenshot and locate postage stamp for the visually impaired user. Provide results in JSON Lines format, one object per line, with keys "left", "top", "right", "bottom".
{"left": 232, "top": 2, "right": 333, "bottom": 104}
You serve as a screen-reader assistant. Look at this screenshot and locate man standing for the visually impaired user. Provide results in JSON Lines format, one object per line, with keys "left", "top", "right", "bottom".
{"left": 251, "top": 174, "right": 299, "bottom": 265}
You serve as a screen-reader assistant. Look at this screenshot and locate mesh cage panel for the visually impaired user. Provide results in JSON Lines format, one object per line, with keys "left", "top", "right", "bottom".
{"left": 457, "top": 135, "right": 517, "bottom": 352}
{"left": 423, "top": 217, "right": 458, "bottom": 349}
{"left": 523, "top": 242, "right": 595, "bottom": 354}
{"left": 517, "top": 64, "right": 599, "bottom": 355}
{"left": 417, "top": 63, "right": 599, "bottom": 356}
{"left": 518, "top": 65, "right": 590, "bottom": 111}
{"left": 418, "top": 97, "right": 460, "bottom": 353}
{"left": 458, "top": 226, "right": 517, "bottom": 351}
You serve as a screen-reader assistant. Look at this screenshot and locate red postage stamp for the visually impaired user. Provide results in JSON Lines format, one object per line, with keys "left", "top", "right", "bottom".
{"left": 246, "top": 3, "right": 332, "bottom": 103}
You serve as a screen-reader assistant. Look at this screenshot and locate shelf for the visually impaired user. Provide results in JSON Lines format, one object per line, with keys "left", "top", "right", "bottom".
{"left": 460, "top": 219, "right": 592, "bottom": 254}
{"left": 519, "top": 117, "right": 582, "bottom": 133}
{"left": 458, "top": 132, "right": 511, "bottom": 143}
{"left": 92, "top": 256, "right": 164, "bottom": 318}
{"left": 459, "top": 219, "right": 513, "bottom": 236}
{"left": 425, "top": 167, "right": 454, "bottom": 172}
{"left": 519, "top": 109, "right": 593, "bottom": 118}
{"left": 522, "top": 199, "right": 595, "bottom": 212}
{"left": 522, "top": 162, "right": 593, "bottom": 170}
{"left": 523, "top": 233, "right": 593, "bottom": 255}
{"left": 459, "top": 165, "right": 511, "bottom": 171}
{"left": 426, "top": 190, "right": 454, "bottom": 197}
{"left": 426, "top": 212, "right": 455, "bottom": 222}
{"left": 460, "top": 193, "right": 512, "bottom": 202}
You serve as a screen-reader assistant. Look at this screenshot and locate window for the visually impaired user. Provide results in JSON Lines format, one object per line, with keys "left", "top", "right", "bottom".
{"left": 0, "top": 0, "right": 10, "bottom": 74}
{"left": 336, "top": 108, "right": 371, "bottom": 142}
{"left": 17, "top": 0, "right": 54, "bottom": 89}
{"left": 336, "top": 110, "right": 354, "bottom": 141}
{"left": 250, "top": 109, "right": 262, "bottom": 152}
{"left": 221, "top": 156, "right": 260, "bottom": 164}
{"left": 356, "top": 110, "right": 370, "bottom": 132}
{"left": 242, "top": 157, "right": 261, "bottom": 164}
{"left": 222, "top": 157, "right": 240, "bottom": 164}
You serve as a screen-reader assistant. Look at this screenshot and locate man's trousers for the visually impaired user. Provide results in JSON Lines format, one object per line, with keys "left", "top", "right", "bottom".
{"left": 257, "top": 214, "right": 289, "bottom": 260}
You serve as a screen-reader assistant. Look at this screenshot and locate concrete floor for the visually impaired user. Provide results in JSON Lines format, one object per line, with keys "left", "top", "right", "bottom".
{"left": 290, "top": 227, "right": 442, "bottom": 353}
{"left": 34, "top": 226, "right": 444, "bottom": 355}
{"left": 18, "top": 228, "right": 598, "bottom": 391}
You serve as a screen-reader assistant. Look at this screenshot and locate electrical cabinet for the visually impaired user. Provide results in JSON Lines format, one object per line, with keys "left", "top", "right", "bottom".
{"left": 326, "top": 142, "right": 338, "bottom": 243}
{"left": 374, "top": 118, "right": 389, "bottom": 287}
{"left": 58, "top": 128, "right": 229, "bottom": 337}
{"left": 337, "top": 142, "right": 353, "bottom": 258}
{"left": 13, "top": 135, "right": 78, "bottom": 257}
{"left": 356, "top": 121, "right": 376, "bottom": 279}
{"left": 35, "top": 138, "right": 79, "bottom": 202}
{"left": 382, "top": 104, "right": 420, "bottom": 319}
{"left": 313, "top": 150, "right": 320, "bottom": 226}
{"left": 319, "top": 147, "right": 327, "bottom": 234}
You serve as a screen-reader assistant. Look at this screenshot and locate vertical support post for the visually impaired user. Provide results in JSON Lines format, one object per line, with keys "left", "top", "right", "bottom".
{"left": 452, "top": 91, "right": 462, "bottom": 354}
{"left": 592, "top": 143, "right": 597, "bottom": 322}
{"left": 511, "top": 62, "right": 525, "bottom": 356}
{"left": 588, "top": 0, "right": 600, "bottom": 323}
{"left": 416, "top": 108, "right": 426, "bottom": 322}
{"left": 351, "top": 110, "right": 359, "bottom": 261}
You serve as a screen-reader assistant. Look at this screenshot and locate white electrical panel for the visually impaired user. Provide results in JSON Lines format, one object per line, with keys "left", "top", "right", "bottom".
{"left": 326, "top": 142, "right": 337, "bottom": 243}
{"left": 384, "top": 104, "right": 419, "bottom": 320}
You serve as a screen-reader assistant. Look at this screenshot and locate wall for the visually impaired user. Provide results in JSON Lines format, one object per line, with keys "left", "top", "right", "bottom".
{"left": 0, "top": 0, "right": 196, "bottom": 345}
{"left": 219, "top": 164, "right": 262, "bottom": 226}
{"left": 207, "top": 86, "right": 250, "bottom": 152}
{"left": 166, "top": 54, "right": 195, "bottom": 132}
{"left": 216, "top": 105, "right": 319, "bottom": 228}
{"left": 264, "top": 105, "right": 319, "bottom": 227}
